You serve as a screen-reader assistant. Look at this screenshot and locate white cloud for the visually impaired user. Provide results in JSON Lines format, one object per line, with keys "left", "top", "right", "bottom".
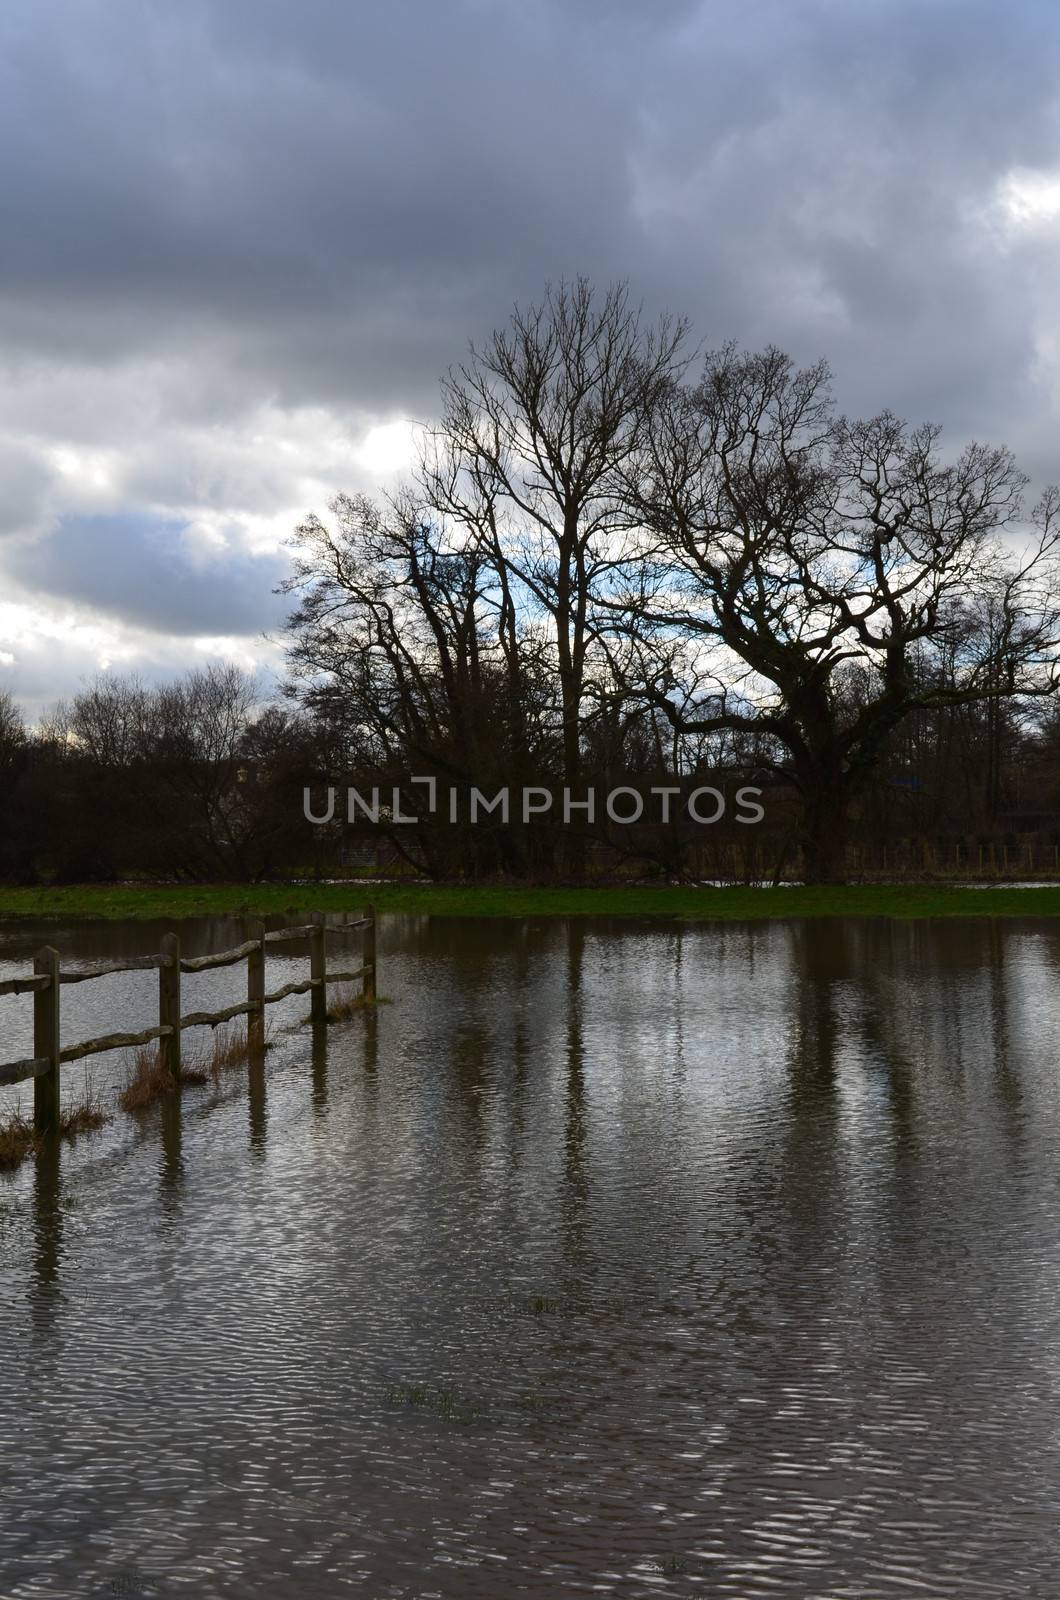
{"left": 0, "top": 377, "right": 429, "bottom": 705}
{"left": 48, "top": 444, "right": 116, "bottom": 494}
{"left": 351, "top": 418, "right": 422, "bottom": 481}
{"left": 999, "top": 168, "right": 1060, "bottom": 229}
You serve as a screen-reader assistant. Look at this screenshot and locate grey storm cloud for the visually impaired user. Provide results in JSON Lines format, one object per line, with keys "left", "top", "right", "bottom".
{"left": 0, "top": 0, "right": 1054, "bottom": 403}
{"left": 1, "top": 0, "right": 1059, "bottom": 697}
{"left": 5, "top": 514, "right": 291, "bottom": 637}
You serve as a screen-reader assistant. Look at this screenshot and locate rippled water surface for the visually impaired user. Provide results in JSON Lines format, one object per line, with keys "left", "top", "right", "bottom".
{"left": 4, "top": 912, "right": 1060, "bottom": 1598}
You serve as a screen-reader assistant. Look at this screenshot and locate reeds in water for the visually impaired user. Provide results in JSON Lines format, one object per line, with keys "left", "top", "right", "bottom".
{"left": 0, "top": 1080, "right": 111, "bottom": 1171}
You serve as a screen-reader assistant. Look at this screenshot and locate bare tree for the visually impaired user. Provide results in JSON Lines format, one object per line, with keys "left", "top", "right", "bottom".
{"left": 625, "top": 346, "right": 1060, "bottom": 882}
{"left": 150, "top": 664, "right": 261, "bottom": 877}
{"left": 0, "top": 688, "right": 25, "bottom": 773}
{"left": 281, "top": 491, "right": 554, "bottom": 875}
{"left": 0, "top": 688, "right": 28, "bottom": 877}
{"left": 420, "top": 277, "right": 689, "bottom": 871}
{"left": 65, "top": 675, "right": 152, "bottom": 768}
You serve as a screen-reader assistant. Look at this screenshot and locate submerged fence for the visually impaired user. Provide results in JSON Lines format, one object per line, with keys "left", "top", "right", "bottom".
{"left": 0, "top": 909, "right": 377, "bottom": 1133}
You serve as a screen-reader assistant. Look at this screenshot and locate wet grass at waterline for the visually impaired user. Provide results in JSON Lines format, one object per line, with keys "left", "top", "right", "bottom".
{"left": 119, "top": 1046, "right": 204, "bottom": 1111}
{"left": 0, "top": 1086, "right": 111, "bottom": 1171}
{"left": 322, "top": 983, "right": 370, "bottom": 1024}
{"left": 118, "top": 1026, "right": 268, "bottom": 1113}
{"left": 202, "top": 1024, "right": 265, "bottom": 1085}
{"left": 3, "top": 1004, "right": 363, "bottom": 1175}
{"left": 1, "top": 1025, "right": 284, "bottom": 1169}
{"left": 5, "top": 882, "right": 1060, "bottom": 921}
{"left": 316, "top": 985, "right": 392, "bottom": 1024}
{"left": 0, "top": 1110, "right": 42, "bottom": 1171}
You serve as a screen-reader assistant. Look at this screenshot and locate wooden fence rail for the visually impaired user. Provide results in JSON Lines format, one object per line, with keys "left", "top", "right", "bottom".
{"left": 0, "top": 974, "right": 52, "bottom": 998}
{"left": 0, "top": 908, "right": 376, "bottom": 1133}
{"left": 60, "top": 955, "right": 171, "bottom": 983}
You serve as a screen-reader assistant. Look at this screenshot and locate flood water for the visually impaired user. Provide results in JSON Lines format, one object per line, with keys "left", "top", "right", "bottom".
{"left": 3, "top": 912, "right": 1060, "bottom": 1598}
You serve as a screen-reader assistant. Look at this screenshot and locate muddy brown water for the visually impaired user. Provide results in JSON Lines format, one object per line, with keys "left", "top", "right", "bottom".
{"left": 3, "top": 913, "right": 1060, "bottom": 1598}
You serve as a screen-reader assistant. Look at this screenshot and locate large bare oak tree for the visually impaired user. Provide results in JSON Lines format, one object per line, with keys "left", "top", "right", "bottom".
{"left": 623, "top": 346, "right": 1060, "bottom": 882}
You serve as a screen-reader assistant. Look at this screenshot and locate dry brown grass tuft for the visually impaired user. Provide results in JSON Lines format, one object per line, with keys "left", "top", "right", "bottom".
{"left": 203, "top": 1023, "right": 269, "bottom": 1085}
{"left": 59, "top": 1088, "right": 111, "bottom": 1140}
{"left": 324, "top": 984, "right": 369, "bottom": 1023}
{"left": 118, "top": 1046, "right": 176, "bottom": 1112}
{"left": 119, "top": 1026, "right": 268, "bottom": 1112}
{"left": 302, "top": 986, "right": 390, "bottom": 1025}
{"left": 0, "top": 1082, "right": 111, "bottom": 1170}
{"left": 0, "top": 1110, "right": 40, "bottom": 1171}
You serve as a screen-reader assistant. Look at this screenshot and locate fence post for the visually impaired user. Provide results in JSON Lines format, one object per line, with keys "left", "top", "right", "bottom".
{"left": 362, "top": 904, "right": 377, "bottom": 1005}
{"left": 159, "top": 932, "right": 182, "bottom": 1084}
{"left": 247, "top": 922, "right": 265, "bottom": 1049}
{"left": 33, "top": 946, "right": 61, "bottom": 1135}
{"left": 309, "top": 912, "right": 327, "bottom": 1026}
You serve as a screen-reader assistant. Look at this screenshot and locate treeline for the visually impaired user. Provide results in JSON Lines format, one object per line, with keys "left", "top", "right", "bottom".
{"left": 0, "top": 670, "right": 313, "bottom": 884}
{"left": 2, "top": 653, "right": 1060, "bottom": 888}
{"left": 4, "top": 279, "right": 1060, "bottom": 885}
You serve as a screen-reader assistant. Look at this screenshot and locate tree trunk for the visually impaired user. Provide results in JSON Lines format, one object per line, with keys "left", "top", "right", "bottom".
{"left": 800, "top": 780, "right": 851, "bottom": 885}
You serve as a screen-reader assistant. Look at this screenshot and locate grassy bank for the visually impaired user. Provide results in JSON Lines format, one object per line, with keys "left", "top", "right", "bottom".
{"left": 3, "top": 882, "right": 1060, "bottom": 922}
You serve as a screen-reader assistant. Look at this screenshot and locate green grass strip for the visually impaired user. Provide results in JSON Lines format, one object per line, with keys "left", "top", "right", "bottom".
{"left": 3, "top": 882, "right": 1060, "bottom": 921}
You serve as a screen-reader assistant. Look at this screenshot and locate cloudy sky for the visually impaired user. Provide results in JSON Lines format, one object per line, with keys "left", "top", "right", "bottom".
{"left": 2, "top": 0, "right": 1059, "bottom": 714}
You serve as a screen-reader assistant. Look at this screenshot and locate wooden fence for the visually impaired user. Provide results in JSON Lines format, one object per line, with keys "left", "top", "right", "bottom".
{"left": 0, "top": 908, "right": 377, "bottom": 1133}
